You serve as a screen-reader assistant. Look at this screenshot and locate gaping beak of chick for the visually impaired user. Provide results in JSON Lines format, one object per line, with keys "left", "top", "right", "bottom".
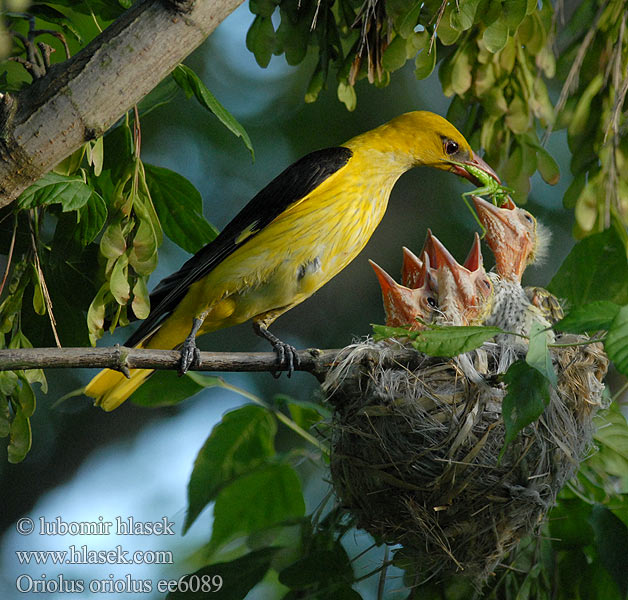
{"left": 401, "top": 246, "right": 424, "bottom": 289}
{"left": 472, "top": 194, "right": 535, "bottom": 283}
{"left": 370, "top": 259, "right": 437, "bottom": 331}
{"left": 430, "top": 233, "right": 492, "bottom": 325}
{"left": 450, "top": 151, "right": 501, "bottom": 186}
{"left": 401, "top": 246, "right": 438, "bottom": 292}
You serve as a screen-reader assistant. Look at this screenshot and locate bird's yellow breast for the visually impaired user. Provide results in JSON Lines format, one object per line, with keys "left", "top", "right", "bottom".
{"left": 191, "top": 153, "right": 406, "bottom": 330}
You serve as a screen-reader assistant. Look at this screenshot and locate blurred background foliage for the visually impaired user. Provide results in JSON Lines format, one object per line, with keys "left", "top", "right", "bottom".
{"left": 0, "top": 0, "right": 627, "bottom": 598}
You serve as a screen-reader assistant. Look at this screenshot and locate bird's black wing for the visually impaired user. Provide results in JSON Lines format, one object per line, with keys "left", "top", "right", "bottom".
{"left": 125, "top": 146, "right": 353, "bottom": 347}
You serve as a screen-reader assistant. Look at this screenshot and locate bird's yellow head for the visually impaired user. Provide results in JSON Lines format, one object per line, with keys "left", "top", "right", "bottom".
{"left": 362, "top": 111, "right": 499, "bottom": 184}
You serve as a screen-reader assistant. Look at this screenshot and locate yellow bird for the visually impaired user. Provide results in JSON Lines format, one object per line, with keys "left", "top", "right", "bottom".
{"left": 85, "top": 111, "right": 498, "bottom": 411}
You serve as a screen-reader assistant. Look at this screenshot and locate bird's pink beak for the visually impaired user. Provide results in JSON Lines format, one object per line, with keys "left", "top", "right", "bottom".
{"left": 450, "top": 151, "right": 501, "bottom": 186}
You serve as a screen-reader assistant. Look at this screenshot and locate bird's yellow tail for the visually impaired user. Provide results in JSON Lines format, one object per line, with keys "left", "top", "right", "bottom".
{"left": 84, "top": 367, "right": 154, "bottom": 412}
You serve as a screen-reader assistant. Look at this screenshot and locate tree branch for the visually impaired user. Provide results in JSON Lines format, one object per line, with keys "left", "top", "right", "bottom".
{"left": 0, "top": 0, "right": 244, "bottom": 207}
{"left": 0, "top": 345, "right": 424, "bottom": 383}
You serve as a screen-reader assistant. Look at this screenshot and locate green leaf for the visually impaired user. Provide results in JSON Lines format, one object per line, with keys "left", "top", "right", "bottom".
{"left": 130, "top": 371, "right": 214, "bottom": 407}
{"left": 109, "top": 253, "right": 130, "bottom": 304}
{"left": 274, "top": 395, "right": 330, "bottom": 430}
{"left": 450, "top": 45, "right": 473, "bottom": 95}
{"left": 569, "top": 73, "right": 604, "bottom": 139}
{"left": 87, "top": 282, "right": 111, "bottom": 345}
{"left": 414, "top": 325, "right": 503, "bottom": 356}
{"left": 172, "top": 65, "right": 254, "bottom": 159}
{"left": 16, "top": 373, "right": 36, "bottom": 418}
{"left": 591, "top": 404, "right": 628, "bottom": 482}
{"left": 99, "top": 218, "right": 126, "bottom": 259}
{"left": 209, "top": 463, "right": 305, "bottom": 551}
{"left": 580, "top": 559, "right": 624, "bottom": 600}
{"left": 37, "top": 0, "right": 126, "bottom": 19}
{"left": 526, "top": 321, "right": 557, "bottom": 387}
{"left": 574, "top": 175, "right": 602, "bottom": 233}
{"left": 548, "top": 228, "right": 628, "bottom": 308}
{"left": 137, "top": 75, "right": 180, "bottom": 116}
{"left": 502, "top": 360, "right": 550, "bottom": 450}
{"left": 128, "top": 216, "right": 158, "bottom": 273}
{"left": 483, "top": 18, "right": 509, "bottom": 53}
{"left": 382, "top": 35, "right": 408, "bottom": 72}
{"left": 7, "top": 406, "right": 31, "bottom": 464}
{"left": 279, "top": 545, "right": 354, "bottom": 590}
{"left": 415, "top": 43, "right": 437, "bottom": 80}
{"left": 144, "top": 164, "right": 218, "bottom": 254}
{"left": 563, "top": 173, "right": 586, "bottom": 209}
{"left": 337, "top": 81, "right": 357, "bottom": 112}
{"left": 589, "top": 504, "right": 628, "bottom": 599}
{"left": 372, "top": 323, "right": 419, "bottom": 340}
{"left": 76, "top": 191, "right": 107, "bottom": 245}
{"left": 183, "top": 405, "right": 277, "bottom": 533}
{"left": 505, "top": 94, "right": 530, "bottom": 134}
{"left": 436, "top": 5, "right": 461, "bottom": 45}
{"left": 165, "top": 548, "right": 278, "bottom": 600}
{"left": 305, "top": 65, "right": 325, "bottom": 103}
{"left": 535, "top": 145, "right": 560, "bottom": 185}
{"left": 86, "top": 137, "right": 104, "bottom": 176}
{"left": 502, "top": 0, "right": 527, "bottom": 30}
{"left": 246, "top": 14, "right": 276, "bottom": 69}
{"left": 549, "top": 498, "right": 594, "bottom": 549}
{"left": 17, "top": 173, "right": 93, "bottom": 212}
{"left": 131, "top": 276, "right": 150, "bottom": 320}
{"left": 605, "top": 305, "right": 628, "bottom": 377}
{"left": 373, "top": 323, "right": 504, "bottom": 356}
{"left": 0, "top": 394, "right": 10, "bottom": 438}
{"left": 555, "top": 301, "right": 621, "bottom": 334}
{"left": 396, "top": 1, "right": 423, "bottom": 38}
{"left": 250, "top": 0, "right": 277, "bottom": 18}
{"left": 450, "top": 0, "right": 480, "bottom": 31}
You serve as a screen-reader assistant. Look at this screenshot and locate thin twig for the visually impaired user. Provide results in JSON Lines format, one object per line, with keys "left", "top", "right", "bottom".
{"left": 216, "top": 377, "right": 328, "bottom": 454}
{"left": 429, "top": 0, "right": 447, "bottom": 53}
{"left": 28, "top": 213, "right": 61, "bottom": 348}
{"left": 377, "top": 546, "right": 389, "bottom": 600}
{"left": 0, "top": 345, "right": 430, "bottom": 378}
{"left": 0, "top": 345, "right": 339, "bottom": 374}
{"left": 0, "top": 214, "right": 17, "bottom": 297}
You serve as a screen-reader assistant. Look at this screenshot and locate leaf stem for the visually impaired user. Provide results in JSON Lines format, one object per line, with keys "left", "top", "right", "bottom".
{"left": 216, "top": 378, "right": 329, "bottom": 455}
{"left": 548, "top": 337, "right": 606, "bottom": 348}
{"left": 612, "top": 379, "right": 628, "bottom": 403}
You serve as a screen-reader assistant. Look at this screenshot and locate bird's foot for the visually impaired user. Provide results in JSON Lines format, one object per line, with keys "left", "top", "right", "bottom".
{"left": 179, "top": 334, "right": 201, "bottom": 375}
{"left": 178, "top": 317, "right": 204, "bottom": 375}
{"left": 270, "top": 339, "right": 300, "bottom": 378}
{"left": 253, "top": 322, "right": 300, "bottom": 378}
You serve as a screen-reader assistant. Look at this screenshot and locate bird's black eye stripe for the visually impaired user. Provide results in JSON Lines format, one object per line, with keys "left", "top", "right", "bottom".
{"left": 444, "top": 140, "right": 459, "bottom": 155}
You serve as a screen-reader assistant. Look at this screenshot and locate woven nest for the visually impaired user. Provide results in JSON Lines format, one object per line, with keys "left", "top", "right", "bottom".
{"left": 324, "top": 335, "right": 608, "bottom": 579}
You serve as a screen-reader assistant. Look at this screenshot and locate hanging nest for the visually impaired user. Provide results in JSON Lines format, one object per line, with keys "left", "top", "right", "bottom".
{"left": 324, "top": 335, "right": 609, "bottom": 579}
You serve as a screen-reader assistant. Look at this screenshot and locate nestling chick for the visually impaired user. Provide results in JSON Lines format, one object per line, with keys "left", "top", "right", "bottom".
{"left": 370, "top": 256, "right": 438, "bottom": 330}
{"left": 429, "top": 232, "right": 493, "bottom": 326}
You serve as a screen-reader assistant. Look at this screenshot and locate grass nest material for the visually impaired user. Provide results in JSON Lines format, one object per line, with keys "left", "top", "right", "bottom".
{"left": 324, "top": 335, "right": 608, "bottom": 579}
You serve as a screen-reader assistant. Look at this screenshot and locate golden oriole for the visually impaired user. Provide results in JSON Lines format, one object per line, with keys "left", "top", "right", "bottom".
{"left": 85, "top": 111, "right": 498, "bottom": 411}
